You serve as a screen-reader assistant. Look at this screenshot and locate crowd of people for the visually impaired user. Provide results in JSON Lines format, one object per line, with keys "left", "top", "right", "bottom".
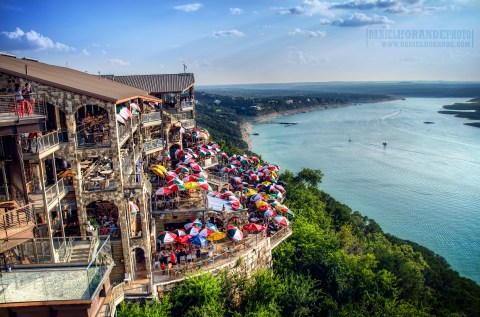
{"left": 154, "top": 245, "right": 208, "bottom": 274}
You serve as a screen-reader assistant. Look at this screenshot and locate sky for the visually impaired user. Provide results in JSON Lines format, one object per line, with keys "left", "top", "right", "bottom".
{"left": 1, "top": 0, "right": 479, "bottom": 85}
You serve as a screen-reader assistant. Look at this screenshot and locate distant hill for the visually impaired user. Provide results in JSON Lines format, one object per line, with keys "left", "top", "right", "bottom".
{"left": 198, "top": 81, "right": 480, "bottom": 98}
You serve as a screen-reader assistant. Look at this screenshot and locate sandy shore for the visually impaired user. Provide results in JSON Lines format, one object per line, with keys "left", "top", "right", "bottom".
{"left": 240, "top": 103, "right": 350, "bottom": 151}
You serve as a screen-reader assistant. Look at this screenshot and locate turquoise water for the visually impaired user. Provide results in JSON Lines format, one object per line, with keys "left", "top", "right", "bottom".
{"left": 251, "top": 98, "right": 480, "bottom": 283}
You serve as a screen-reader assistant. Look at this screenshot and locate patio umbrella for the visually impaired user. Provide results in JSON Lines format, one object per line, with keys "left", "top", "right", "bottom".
{"left": 168, "top": 184, "right": 185, "bottom": 192}
{"left": 205, "top": 222, "right": 218, "bottom": 232}
{"left": 184, "top": 181, "right": 200, "bottom": 190}
{"left": 155, "top": 187, "right": 173, "bottom": 196}
{"left": 186, "top": 227, "right": 200, "bottom": 236}
{"left": 207, "top": 231, "right": 226, "bottom": 241}
{"left": 182, "top": 175, "right": 198, "bottom": 182}
{"left": 274, "top": 215, "right": 289, "bottom": 227}
{"left": 199, "top": 228, "right": 215, "bottom": 238}
{"left": 184, "top": 218, "right": 202, "bottom": 230}
{"left": 116, "top": 114, "right": 126, "bottom": 125}
{"left": 190, "top": 235, "right": 208, "bottom": 247}
{"left": 263, "top": 209, "right": 277, "bottom": 218}
{"left": 175, "top": 166, "right": 189, "bottom": 174}
{"left": 176, "top": 234, "right": 193, "bottom": 244}
{"left": 227, "top": 225, "right": 244, "bottom": 242}
{"left": 157, "top": 231, "right": 177, "bottom": 244}
{"left": 172, "top": 229, "right": 186, "bottom": 237}
{"left": 243, "top": 223, "right": 263, "bottom": 232}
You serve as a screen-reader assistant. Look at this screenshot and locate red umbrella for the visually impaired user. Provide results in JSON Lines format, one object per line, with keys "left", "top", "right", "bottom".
{"left": 176, "top": 234, "right": 193, "bottom": 244}
{"left": 243, "top": 223, "right": 263, "bottom": 232}
{"left": 156, "top": 187, "right": 173, "bottom": 195}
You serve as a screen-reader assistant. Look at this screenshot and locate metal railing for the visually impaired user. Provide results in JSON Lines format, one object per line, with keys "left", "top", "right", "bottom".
{"left": 45, "top": 177, "right": 67, "bottom": 207}
{"left": 182, "top": 119, "right": 195, "bottom": 128}
{"left": 207, "top": 173, "right": 229, "bottom": 185}
{"left": 143, "top": 138, "right": 165, "bottom": 153}
{"left": 142, "top": 112, "right": 162, "bottom": 124}
{"left": 107, "top": 282, "right": 125, "bottom": 317}
{"left": 0, "top": 203, "right": 36, "bottom": 240}
{"left": 76, "top": 130, "right": 111, "bottom": 148}
{"left": 21, "top": 130, "right": 60, "bottom": 155}
{"left": 0, "top": 93, "right": 46, "bottom": 118}
{"left": 198, "top": 156, "right": 219, "bottom": 168}
{"left": 83, "top": 179, "right": 117, "bottom": 192}
{"left": 123, "top": 173, "right": 143, "bottom": 189}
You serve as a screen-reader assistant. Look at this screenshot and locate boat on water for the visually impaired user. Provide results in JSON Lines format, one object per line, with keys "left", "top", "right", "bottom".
{"left": 383, "top": 139, "right": 387, "bottom": 146}
{"left": 252, "top": 132, "right": 260, "bottom": 136}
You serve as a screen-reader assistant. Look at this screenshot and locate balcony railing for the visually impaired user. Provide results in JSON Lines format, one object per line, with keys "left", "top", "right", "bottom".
{"left": 83, "top": 179, "right": 117, "bottom": 192}
{"left": 45, "top": 177, "right": 67, "bottom": 207}
{"left": 0, "top": 203, "right": 36, "bottom": 240}
{"left": 123, "top": 173, "right": 143, "bottom": 189}
{"left": 76, "top": 130, "right": 111, "bottom": 148}
{"left": 0, "top": 93, "right": 46, "bottom": 119}
{"left": 21, "top": 130, "right": 60, "bottom": 155}
{"left": 198, "top": 156, "right": 219, "bottom": 168}
{"left": 0, "top": 236, "right": 113, "bottom": 303}
{"left": 142, "top": 112, "right": 162, "bottom": 125}
{"left": 143, "top": 138, "right": 165, "bottom": 154}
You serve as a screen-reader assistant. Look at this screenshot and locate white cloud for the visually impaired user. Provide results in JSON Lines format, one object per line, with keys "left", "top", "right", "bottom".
{"left": 283, "top": 0, "right": 336, "bottom": 17}
{"left": 288, "top": 50, "right": 329, "bottom": 64}
{"left": 289, "top": 28, "right": 327, "bottom": 38}
{"left": 82, "top": 49, "right": 90, "bottom": 56}
{"left": 320, "top": 18, "right": 331, "bottom": 25}
{"left": 331, "top": 12, "right": 394, "bottom": 26}
{"left": 174, "top": 3, "right": 203, "bottom": 12}
{"left": 108, "top": 58, "right": 130, "bottom": 66}
{"left": 230, "top": 7, "right": 243, "bottom": 15}
{"left": 212, "top": 29, "right": 245, "bottom": 38}
{"left": 1, "top": 27, "right": 74, "bottom": 51}
{"left": 101, "top": 50, "right": 107, "bottom": 55}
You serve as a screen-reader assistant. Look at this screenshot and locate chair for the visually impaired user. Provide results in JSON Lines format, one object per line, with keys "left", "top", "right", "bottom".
{"left": 124, "top": 272, "right": 131, "bottom": 285}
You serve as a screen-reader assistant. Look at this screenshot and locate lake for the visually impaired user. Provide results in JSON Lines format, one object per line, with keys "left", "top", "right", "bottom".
{"left": 251, "top": 98, "right": 480, "bottom": 283}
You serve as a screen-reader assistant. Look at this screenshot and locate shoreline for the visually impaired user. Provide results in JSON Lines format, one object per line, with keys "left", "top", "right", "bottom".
{"left": 240, "top": 102, "right": 358, "bottom": 151}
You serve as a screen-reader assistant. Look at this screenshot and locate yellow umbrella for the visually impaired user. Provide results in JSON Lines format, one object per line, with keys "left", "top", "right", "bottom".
{"left": 150, "top": 166, "right": 165, "bottom": 177}
{"left": 207, "top": 231, "right": 226, "bottom": 241}
{"left": 184, "top": 181, "right": 200, "bottom": 190}
{"left": 246, "top": 188, "right": 257, "bottom": 197}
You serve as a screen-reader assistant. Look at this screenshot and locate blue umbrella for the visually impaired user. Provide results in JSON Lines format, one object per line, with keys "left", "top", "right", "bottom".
{"left": 205, "top": 222, "right": 218, "bottom": 232}
{"left": 189, "top": 235, "right": 208, "bottom": 247}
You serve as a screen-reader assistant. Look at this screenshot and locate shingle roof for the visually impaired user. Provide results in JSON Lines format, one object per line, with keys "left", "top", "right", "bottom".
{"left": 0, "top": 55, "right": 161, "bottom": 104}
{"left": 104, "top": 74, "right": 195, "bottom": 94}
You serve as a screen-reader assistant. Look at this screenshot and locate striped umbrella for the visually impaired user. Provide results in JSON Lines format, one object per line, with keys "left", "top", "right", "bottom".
{"left": 227, "top": 225, "right": 244, "bottom": 242}
{"left": 157, "top": 231, "right": 177, "bottom": 244}
{"left": 176, "top": 234, "right": 192, "bottom": 244}
{"left": 243, "top": 223, "right": 263, "bottom": 232}
{"left": 172, "top": 229, "right": 186, "bottom": 237}
{"left": 128, "top": 201, "right": 139, "bottom": 214}
{"left": 185, "top": 226, "right": 200, "bottom": 237}
{"left": 184, "top": 218, "right": 202, "bottom": 230}
{"left": 189, "top": 235, "right": 208, "bottom": 247}
{"left": 205, "top": 222, "right": 218, "bottom": 232}
{"left": 199, "top": 228, "right": 215, "bottom": 238}
{"left": 274, "top": 215, "right": 289, "bottom": 227}
{"left": 155, "top": 187, "right": 173, "bottom": 195}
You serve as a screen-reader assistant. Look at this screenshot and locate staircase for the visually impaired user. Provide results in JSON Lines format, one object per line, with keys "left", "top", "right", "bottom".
{"left": 69, "top": 242, "right": 91, "bottom": 263}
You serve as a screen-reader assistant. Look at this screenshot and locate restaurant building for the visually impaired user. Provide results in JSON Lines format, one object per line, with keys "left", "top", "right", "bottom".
{"left": 0, "top": 55, "right": 292, "bottom": 316}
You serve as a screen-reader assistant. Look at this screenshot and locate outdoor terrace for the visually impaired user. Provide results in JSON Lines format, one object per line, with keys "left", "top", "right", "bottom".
{"left": 141, "top": 111, "right": 162, "bottom": 127}
{"left": 0, "top": 203, "right": 36, "bottom": 245}
{"left": 29, "top": 177, "right": 70, "bottom": 213}
{"left": 21, "top": 129, "right": 65, "bottom": 160}
{"left": 0, "top": 236, "right": 113, "bottom": 304}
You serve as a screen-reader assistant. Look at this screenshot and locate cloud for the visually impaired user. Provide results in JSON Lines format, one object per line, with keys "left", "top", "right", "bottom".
{"left": 332, "top": 0, "right": 400, "bottom": 10}
{"left": 331, "top": 0, "right": 449, "bottom": 15}
{"left": 281, "top": 0, "right": 335, "bottom": 16}
{"left": 212, "top": 29, "right": 245, "bottom": 38}
{"left": 288, "top": 50, "right": 329, "bottom": 64}
{"left": 288, "top": 28, "right": 327, "bottom": 38}
{"left": 1, "top": 27, "right": 74, "bottom": 51}
{"left": 101, "top": 50, "right": 107, "bottom": 55}
{"left": 230, "top": 7, "right": 243, "bottom": 15}
{"left": 174, "top": 3, "right": 203, "bottom": 12}
{"left": 331, "top": 12, "right": 394, "bottom": 26}
{"left": 108, "top": 58, "right": 130, "bottom": 66}
{"left": 82, "top": 49, "right": 90, "bottom": 56}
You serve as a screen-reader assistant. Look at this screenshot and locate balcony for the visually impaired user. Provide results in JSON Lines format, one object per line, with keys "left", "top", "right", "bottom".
{"left": 152, "top": 191, "right": 207, "bottom": 214}
{"left": 21, "top": 130, "right": 61, "bottom": 160}
{"left": 0, "top": 203, "right": 36, "bottom": 243}
{"left": 143, "top": 138, "right": 165, "bottom": 155}
{"left": 141, "top": 112, "right": 162, "bottom": 127}
{"left": 0, "top": 236, "right": 113, "bottom": 303}
{"left": 0, "top": 93, "right": 46, "bottom": 125}
{"left": 76, "top": 129, "right": 111, "bottom": 148}
{"left": 198, "top": 156, "right": 219, "bottom": 169}
{"left": 123, "top": 173, "right": 143, "bottom": 190}
{"left": 117, "top": 117, "right": 138, "bottom": 147}
{"left": 29, "top": 177, "right": 69, "bottom": 213}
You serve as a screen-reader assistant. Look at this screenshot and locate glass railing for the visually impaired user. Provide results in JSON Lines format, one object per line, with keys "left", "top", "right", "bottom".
{"left": 142, "top": 112, "right": 162, "bottom": 124}
{"left": 0, "top": 236, "right": 113, "bottom": 303}
{"left": 45, "top": 178, "right": 67, "bottom": 207}
{"left": 143, "top": 138, "right": 165, "bottom": 153}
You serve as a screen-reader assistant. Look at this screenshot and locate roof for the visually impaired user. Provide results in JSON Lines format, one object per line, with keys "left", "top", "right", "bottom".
{"left": 0, "top": 55, "right": 161, "bottom": 104}
{"left": 103, "top": 73, "right": 195, "bottom": 94}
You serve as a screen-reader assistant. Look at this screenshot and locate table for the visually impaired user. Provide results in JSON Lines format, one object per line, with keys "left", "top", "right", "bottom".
{"left": 100, "top": 170, "right": 113, "bottom": 175}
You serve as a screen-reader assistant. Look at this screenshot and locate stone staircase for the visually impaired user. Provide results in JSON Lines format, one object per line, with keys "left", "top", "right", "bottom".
{"left": 69, "top": 242, "right": 91, "bottom": 263}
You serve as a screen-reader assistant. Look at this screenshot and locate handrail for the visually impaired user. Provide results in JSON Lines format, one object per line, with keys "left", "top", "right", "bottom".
{"left": 108, "top": 282, "right": 125, "bottom": 317}
{"left": 45, "top": 177, "right": 66, "bottom": 207}
{"left": 0, "top": 203, "right": 36, "bottom": 239}
{"left": 20, "top": 130, "right": 60, "bottom": 154}
{"left": 0, "top": 93, "right": 47, "bottom": 117}
{"left": 87, "top": 234, "right": 99, "bottom": 263}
